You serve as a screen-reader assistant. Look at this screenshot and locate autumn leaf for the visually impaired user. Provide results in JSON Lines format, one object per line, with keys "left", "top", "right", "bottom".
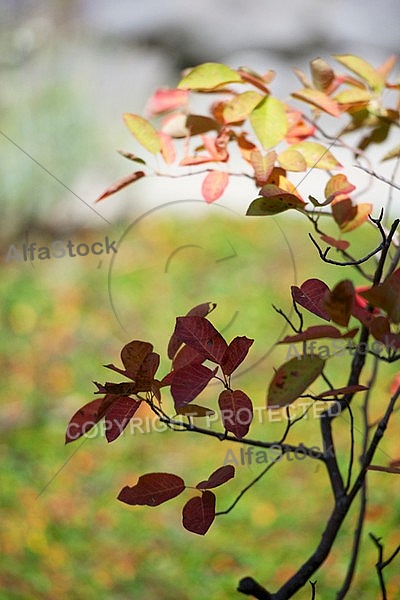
{"left": 121, "top": 340, "right": 154, "bottom": 379}
{"left": 118, "top": 473, "right": 185, "bottom": 507}
{"left": 324, "top": 280, "right": 355, "bottom": 327}
{"left": 95, "top": 171, "right": 145, "bottom": 203}
{"left": 277, "top": 148, "right": 307, "bottom": 172}
{"left": 201, "top": 170, "right": 229, "bottom": 203}
{"left": 146, "top": 88, "right": 189, "bottom": 115}
{"left": 290, "top": 141, "right": 342, "bottom": 170}
{"left": 279, "top": 325, "right": 358, "bottom": 344}
{"left": 105, "top": 396, "right": 142, "bottom": 443}
{"left": 320, "top": 234, "right": 350, "bottom": 251}
{"left": 221, "top": 336, "right": 254, "bottom": 376}
{"left": 182, "top": 491, "right": 216, "bottom": 535}
{"left": 249, "top": 96, "right": 288, "bottom": 149}
{"left": 310, "top": 57, "right": 335, "bottom": 92}
{"left": 222, "top": 91, "right": 263, "bottom": 123}
{"left": 123, "top": 113, "right": 161, "bottom": 153}
{"left": 324, "top": 174, "right": 356, "bottom": 203}
{"left": 65, "top": 395, "right": 115, "bottom": 443}
{"left": 291, "top": 88, "right": 340, "bottom": 117}
{"left": 196, "top": 465, "right": 235, "bottom": 490}
{"left": 291, "top": 279, "right": 331, "bottom": 321}
{"left": 171, "top": 363, "right": 218, "bottom": 408}
{"left": 175, "top": 404, "right": 215, "bottom": 418}
{"left": 333, "top": 54, "right": 385, "bottom": 91}
{"left": 250, "top": 150, "right": 276, "bottom": 185}
{"left": 167, "top": 302, "right": 216, "bottom": 359}
{"left": 173, "top": 316, "right": 228, "bottom": 364}
{"left": 360, "top": 270, "right": 400, "bottom": 324}
{"left": 246, "top": 184, "right": 306, "bottom": 216}
{"left": 267, "top": 355, "right": 325, "bottom": 408}
{"left": 178, "top": 62, "right": 242, "bottom": 90}
{"left": 218, "top": 389, "right": 253, "bottom": 439}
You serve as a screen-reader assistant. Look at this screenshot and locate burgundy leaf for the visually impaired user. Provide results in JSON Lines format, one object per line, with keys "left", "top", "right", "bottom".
{"left": 135, "top": 352, "right": 160, "bottom": 391}
{"left": 182, "top": 491, "right": 216, "bottom": 535}
{"left": 291, "top": 279, "right": 331, "bottom": 321}
{"left": 167, "top": 302, "right": 216, "bottom": 359}
{"left": 174, "top": 316, "right": 228, "bottom": 364}
{"left": 172, "top": 345, "right": 206, "bottom": 371}
{"left": 196, "top": 465, "right": 235, "bottom": 490}
{"left": 105, "top": 396, "right": 142, "bottom": 443}
{"left": 159, "top": 371, "right": 175, "bottom": 387}
{"left": 279, "top": 325, "right": 358, "bottom": 343}
{"left": 118, "top": 473, "right": 185, "bottom": 507}
{"left": 171, "top": 364, "right": 218, "bottom": 408}
{"left": 218, "top": 389, "right": 253, "bottom": 439}
{"left": 65, "top": 395, "right": 114, "bottom": 444}
{"left": 221, "top": 336, "right": 254, "bottom": 375}
{"left": 121, "top": 341, "right": 154, "bottom": 379}
{"left": 317, "top": 384, "right": 369, "bottom": 398}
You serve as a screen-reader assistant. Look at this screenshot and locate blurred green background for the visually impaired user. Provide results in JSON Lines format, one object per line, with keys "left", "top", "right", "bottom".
{"left": 1, "top": 1, "right": 400, "bottom": 599}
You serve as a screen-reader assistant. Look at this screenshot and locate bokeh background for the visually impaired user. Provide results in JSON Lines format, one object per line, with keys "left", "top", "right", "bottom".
{"left": 1, "top": 1, "right": 400, "bottom": 598}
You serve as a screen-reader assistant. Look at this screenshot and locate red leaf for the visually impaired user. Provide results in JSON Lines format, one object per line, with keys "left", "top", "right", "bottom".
{"left": 221, "top": 336, "right": 254, "bottom": 376}
{"left": 291, "top": 279, "right": 331, "bottom": 321}
{"left": 167, "top": 303, "right": 216, "bottom": 359}
{"left": 66, "top": 396, "right": 114, "bottom": 444}
{"left": 218, "top": 389, "right": 253, "bottom": 439}
{"left": 174, "top": 316, "right": 228, "bottom": 364}
{"left": 320, "top": 234, "right": 350, "bottom": 251}
{"left": 95, "top": 171, "right": 145, "bottom": 203}
{"left": 279, "top": 325, "right": 358, "bottom": 343}
{"left": 182, "top": 491, "right": 216, "bottom": 535}
{"left": 121, "top": 341, "right": 154, "bottom": 379}
{"left": 118, "top": 473, "right": 185, "bottom": 507}
{"left": 172, "top": 345, "right": 205, "bottom": 371}
{"left": 324, "top": 280, "right": 355, "bottom": 327}
{"left": 359, "top": 269, "right": 400, "bottom": 324}
{"left": 324, "top": 174, "right": 356, "bottom": 203}
{"left": 171, "top": 364, "right": 218, "bottom": 408}
{"left": 135, "top": 352, "right": 160, "bottom": 391}
{"left": 201, "top": 170, "right": 229, "bottom": 203}
{"left": 105, "top": 397, "right": 142, "bottom": 442}
{"left": 196, "top": 465, "right": 235, "bottom": 490}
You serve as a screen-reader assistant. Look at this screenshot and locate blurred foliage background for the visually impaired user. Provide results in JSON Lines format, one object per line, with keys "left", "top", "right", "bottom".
{"left": 1, "top": 1, "right": 400, "bottom": 598}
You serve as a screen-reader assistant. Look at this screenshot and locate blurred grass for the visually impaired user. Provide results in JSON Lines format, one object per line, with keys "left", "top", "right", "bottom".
{"left": 1, "top": 213, "right": 400, "bottom": 599}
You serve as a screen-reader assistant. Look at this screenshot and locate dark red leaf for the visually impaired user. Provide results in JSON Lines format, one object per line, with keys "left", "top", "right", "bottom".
{"left": 95, "top": 171, "right": 145, "bottom": 203}
{"left": 65, "top": 395, "right": 114, "bottom": 444}
{"left": 105, "top": 397, "right": 142, "bottom": 443}
{"left": 279, "top": 325, "right": 358, "bottom": 343}
{"left": 167, "top": 303, "right": 216, "bottom": 359}
{"left": 324, "top": 280, "right": 355, "bottom": 327}
{"left": 174, "top": 316, "right": 228, "bottom": 364}
{"left": 182, "top": 491, "right": 216, "bottom": 535}
{"left": 218, "top": 389, "right": 253, "bottom": 439}
{"left": 221, "top": 336, "right": 254, "bottom": 375}
{"left": 118, "top": 473, "right": 185, "bottom": 507}
{"left": 135, "top": 352, "right": 160, "bottom": 391}
{"left": 291, "top": 279, "right": 331, "bottom": 321}
{"left": 171, "top": 364, "right": 218, "bottom": 408}
{"left": 196, "top": 465, "right": 235, "bottom": 490}
{"left": 317, "top": 384, "right": 368, "bottom": 398}
{"left": 121, "top": 341, "right": 154, "bottom": 379}
{"left": 172, "top": 345, "right": 206, "bottom": 371}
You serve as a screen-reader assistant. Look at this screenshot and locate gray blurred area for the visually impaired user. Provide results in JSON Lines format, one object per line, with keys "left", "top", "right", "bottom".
{"left": 0, "top": 0, "right": 399, "bottom": 241}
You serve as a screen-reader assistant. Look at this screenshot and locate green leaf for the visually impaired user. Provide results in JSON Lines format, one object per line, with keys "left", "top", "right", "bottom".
{"left": 267, "top": 355, "right": 325, "bottom": 408}
{"left": 277, "top": 148, "right": 307, "bottom": 172}
{"left": 249, "top": 96, "right": 288, "bottom": 149}
{"left": 334, "top": 88, "right": 372, "bottom": 106}
{"left": 333, "top": 54, "right": 385, "bottom": 91}
{"left": 177, "top": 63, "right": 242, "bottom": 90}
{"left": 290, "top": 141, "right": 342, "bottom": 170}
{"left": 291, "top": 88, "right": 340, "bottom": 117}
{"left": 223, "top": 91, "right": 263, "bottom": 123}
{"left": 246, "top": 184, "right": 305, "bottom": 216}
{"left": 123, "top": 113, "right": 161, "bottom": 154}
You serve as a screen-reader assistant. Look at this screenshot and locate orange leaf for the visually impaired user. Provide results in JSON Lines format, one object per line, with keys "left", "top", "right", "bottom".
{"left": 158, "top": 132, "right": 176, "bottom": 164}
{"left": 291, "top": 88, "right": 340, "bottom": 117}
{"left": 201, "top": 171, "right": 229, "bottom": 203}
{"left": 250, "top": 150, "right": 276, "bottom": 185}
{"left": 325, "top": 174, "right": 356, "bottom": 202}
{"left": 340, "top": 203, "right": 372, "bottom": 233}
{"left": 320, "top": 235, "right": 350, "bottom": 251}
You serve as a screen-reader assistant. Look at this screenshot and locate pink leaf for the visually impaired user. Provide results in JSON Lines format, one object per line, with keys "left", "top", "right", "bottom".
{"left": 171, "top": 364, "right": 218, "bottom": 408}
{"left": 221, "top": 336, "right": 254, "bottom": 375}
{"left": 174, "top": 316, "right": 228, "bottom": 364}
{"left": 182, "top": 491, "right": 216, "bottom": 535}
{"left": 291, "top": 279, "right": 331, "bottom": 321}
{"left": 146, "top": 88, "right": 189, "bottom": 116}
{"left": 201, "top": 170, "right": 229, "bottom": 203}
{"left": 218, "top": 389, "right": 253, "bottom": 439}
{"left": 158, "top": 131, "right": 176, "bottom": 164}
{"left": 167, "top": 303, "right": 216, "bottom": 359}
{"left": 105, "top": 397, "right": 142, "bottom": 443}
{"left": 196, "top": 465, "right": 235, "bottom": 490}
{"left": 118, "top": 473, "right": 185, "bottom": 507}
